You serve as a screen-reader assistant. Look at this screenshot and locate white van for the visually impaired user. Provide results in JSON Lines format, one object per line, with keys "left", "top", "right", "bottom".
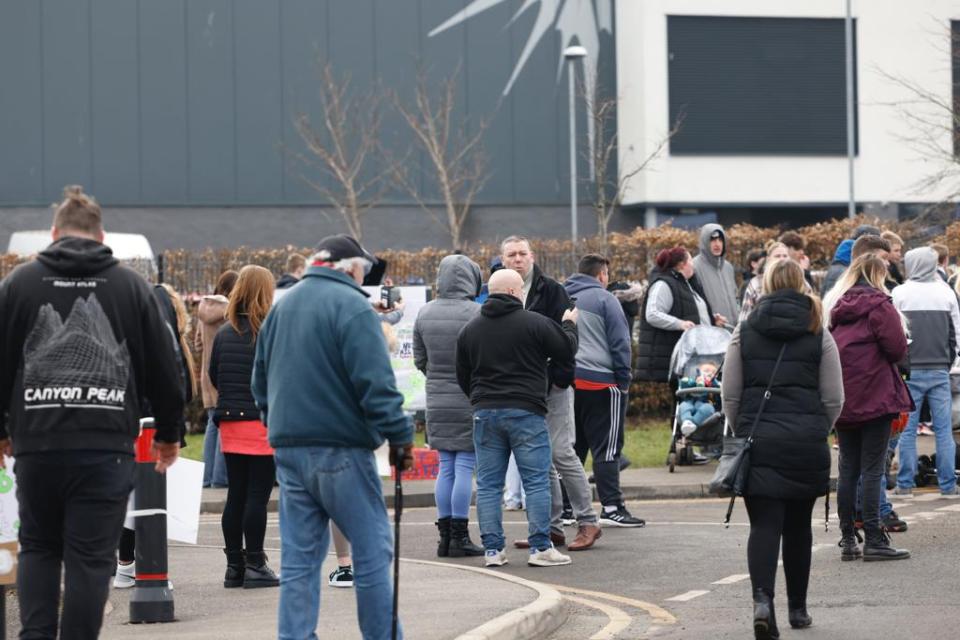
{"left": 7, "top": 230, "right": 157, "bottom": 280}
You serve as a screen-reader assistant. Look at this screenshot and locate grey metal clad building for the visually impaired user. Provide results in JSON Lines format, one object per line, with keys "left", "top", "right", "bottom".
{"left": 0, "top": 0, "right": 618, "bottom": 250}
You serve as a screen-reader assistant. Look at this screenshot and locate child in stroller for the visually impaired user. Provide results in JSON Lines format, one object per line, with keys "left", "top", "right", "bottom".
{"left": 678, "top": 362, "right": 721, "bottom": 437}
{"left": 667, "top": 326, "right": 730, "bottom": 471}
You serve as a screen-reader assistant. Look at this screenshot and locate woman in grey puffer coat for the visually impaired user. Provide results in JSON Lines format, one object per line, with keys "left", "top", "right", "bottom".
{"left": 414, "top": 254, "right": 484, "bottom": 557}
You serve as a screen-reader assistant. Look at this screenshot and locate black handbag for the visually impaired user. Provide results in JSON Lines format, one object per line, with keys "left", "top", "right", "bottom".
{"left": 710, "top": 343, "right": 787, "bottom": 527}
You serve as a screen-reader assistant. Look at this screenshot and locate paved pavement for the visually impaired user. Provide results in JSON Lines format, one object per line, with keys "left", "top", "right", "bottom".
{"left": 200, "top": 436, "right": 925, "bottom": 513}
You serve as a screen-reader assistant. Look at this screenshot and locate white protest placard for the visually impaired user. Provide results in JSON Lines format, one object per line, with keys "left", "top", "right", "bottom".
{"left": 125, "top": 458, "right": 204, "bottom": 545}
{"left": 364, "top": 286, "right": 430, "bottom": 476}
{"left": 165, "top": 458, "right": 203, "bottom": 544}
{"left": 363, "top": 286, "right": 429, "bottom": 412}
{"left": 0, "top": 458, "right": 17, "bottom": 544}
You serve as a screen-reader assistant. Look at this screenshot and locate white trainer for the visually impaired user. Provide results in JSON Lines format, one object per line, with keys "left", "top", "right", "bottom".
{"left": 527, "top": 546, "right": 572, "bottom": 567}
{"left": 484, "top": 549, "right": 509, "bottom": 567}
{"left": 680, "top": 420, "right": 697, "bottom": 437}
{"left": 113, "top": 562, "right": 135, "bottom": 589}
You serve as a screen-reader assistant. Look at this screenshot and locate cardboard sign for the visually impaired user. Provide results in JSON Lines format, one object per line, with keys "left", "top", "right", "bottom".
{"left": 0, "top": 541, "right": 16, "bottom": 586}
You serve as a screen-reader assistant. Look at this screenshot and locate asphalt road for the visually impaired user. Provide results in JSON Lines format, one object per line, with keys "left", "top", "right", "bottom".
{"left": 393, "top": 492, "right": 960, "bottom": 639}
{"left": 7, "top": 491, "right": 960, "bottom": 639}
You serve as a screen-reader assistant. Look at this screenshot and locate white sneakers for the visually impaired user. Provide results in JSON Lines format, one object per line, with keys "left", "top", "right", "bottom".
{"left": 113, "top": 562, "right": 135, "bottom": 589}
{"left": 485, "top": 545, "right": 573, "bottom": 567}
{"left": 484, "top": 549, "right": 509, "bottom": 567}
{"left": 680, "top": 420, "right": 697, "bottom": 437}
{"left": 528, "top": 546, "right": 572, "bottom": 567}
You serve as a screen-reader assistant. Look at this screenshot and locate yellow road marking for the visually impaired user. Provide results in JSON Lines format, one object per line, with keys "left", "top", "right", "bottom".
{"left": 563, "top": 594, "right": 632, "bottom": 640}
{"left": 546, "top": 584, "right": 677, "bottom": 626}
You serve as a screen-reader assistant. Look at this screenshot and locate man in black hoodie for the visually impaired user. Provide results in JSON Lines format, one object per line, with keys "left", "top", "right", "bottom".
{"left": 456, "top": 269, "right": 579, "bottom": 568}
{"left": 0, "top": 186, "right": 184, "bottom": 638}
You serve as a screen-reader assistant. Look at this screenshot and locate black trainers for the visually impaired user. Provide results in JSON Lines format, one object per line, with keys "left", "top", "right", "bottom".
{"left": 882, "top": 511, "right": 908, "bottom": 533}
{"left": 328, "top": 565, "right": 354, "bottom": 588}
{"left": 560, "top": 508, "right": 576, "bottom": 526}
{"left": 599, "top": 506, "right": 645, "bottom": 528}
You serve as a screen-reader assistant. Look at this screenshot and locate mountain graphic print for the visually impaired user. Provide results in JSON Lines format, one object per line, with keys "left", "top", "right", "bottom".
{"left": 22, "top": 293, "right": 131, "bottom": 410}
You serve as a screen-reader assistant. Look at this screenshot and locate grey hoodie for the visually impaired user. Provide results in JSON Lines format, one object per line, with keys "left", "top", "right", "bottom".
{"left": 413, "top": 255, "right": 482, "bottom": 451}
{"left": 891, "top": 247, "right": 960, "bottom": 369}
{"left": 691, "top": 223, "right": 740, "bottom": 324}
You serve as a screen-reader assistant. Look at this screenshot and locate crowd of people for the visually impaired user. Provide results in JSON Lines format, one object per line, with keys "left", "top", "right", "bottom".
{"left": 6, "top": 185, "right": 960, "bottom": 640}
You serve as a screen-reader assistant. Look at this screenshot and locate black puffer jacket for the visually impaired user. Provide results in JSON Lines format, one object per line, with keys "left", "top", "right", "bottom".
{"left": 635, "top": 268, "right": 709, "bottom": 382}
{"left": 209, "top": 316, "right": 260, "bottom": 423}
{"left": 734, "top": 291, "right": 832, "bottom": 500}
{"left": 526, "top": 264, "right": 574, "bottom": 387}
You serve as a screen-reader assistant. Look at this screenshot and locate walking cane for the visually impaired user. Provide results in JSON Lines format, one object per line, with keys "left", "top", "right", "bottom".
{"left": 392, "top": 445, "right": 404, "bottom": 640}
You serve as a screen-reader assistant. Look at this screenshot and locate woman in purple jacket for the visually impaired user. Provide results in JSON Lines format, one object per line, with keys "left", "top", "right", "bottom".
{"left": 824, "top": 254, "right": 914, "bottom": 563}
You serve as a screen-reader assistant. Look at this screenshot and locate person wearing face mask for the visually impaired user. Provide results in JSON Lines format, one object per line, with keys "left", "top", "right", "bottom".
{"left": 635, "top": 247, "right": 721, "bottom": 384}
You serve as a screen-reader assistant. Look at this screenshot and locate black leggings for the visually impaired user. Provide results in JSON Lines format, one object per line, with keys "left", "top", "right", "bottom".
{"left": 222, "top": 454, "right": 276, "bottom": 554}
{"left": 743, "top": 495, "right": 816, "bottom": 604}
{"left": 118, "top": 527, "right": 136, "bottom": 563}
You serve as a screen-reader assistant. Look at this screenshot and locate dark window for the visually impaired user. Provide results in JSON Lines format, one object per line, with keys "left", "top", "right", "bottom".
{"left": 667, "top": 16, "right": 857, "bottom": 155}
{"left": 952, "top": 21, "right": 959, "bottom": 157}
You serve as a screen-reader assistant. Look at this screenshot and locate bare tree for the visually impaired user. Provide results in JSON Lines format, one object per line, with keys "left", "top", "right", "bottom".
{"left": 394, "top": 70, "right": 492, "bottom": 250}
{"left": 586, "top": 80, "right": 682, "bottom": 249}
{"left": 876, "top": 27, "right": 960, "bottom": 224}
{"left": 292, "top": 64, "right": 391, "bottom": 240}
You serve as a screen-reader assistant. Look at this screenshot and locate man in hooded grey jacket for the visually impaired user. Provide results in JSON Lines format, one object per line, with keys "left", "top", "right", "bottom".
{"left": 891, "top": 247, "right": 960, "bottom": 498}
{"left": 691, "top": 223, "right": 739, "bottom": 325}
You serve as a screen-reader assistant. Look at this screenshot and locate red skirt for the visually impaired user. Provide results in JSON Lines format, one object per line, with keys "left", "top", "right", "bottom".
{"left": 219, "top": 420, "right": 274, "bottom": 456}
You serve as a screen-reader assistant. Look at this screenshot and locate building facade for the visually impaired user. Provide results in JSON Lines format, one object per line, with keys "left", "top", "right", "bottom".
{"left": 0, "top": 0, "right": 618, "bottom": 251}
{"left": 617, "top": 0, "right": 960, "bottom": 228}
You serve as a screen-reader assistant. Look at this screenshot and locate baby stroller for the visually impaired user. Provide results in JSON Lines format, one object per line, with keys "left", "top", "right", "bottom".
{"left": 666, "top": 326, "right": 731, "bottom": 472}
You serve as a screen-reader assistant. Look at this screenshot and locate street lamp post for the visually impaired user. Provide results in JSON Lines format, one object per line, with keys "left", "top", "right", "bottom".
{"left": 564, "top": 45, "right": 587, "bottom": 259}
{"left": 845, "top": 0, "right": 856, "bottom": 219}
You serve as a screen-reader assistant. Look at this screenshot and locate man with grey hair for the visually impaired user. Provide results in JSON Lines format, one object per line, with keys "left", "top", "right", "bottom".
{"left": 252, "top": 234, "right": 414, "bottom": 639}
{"left": 457, "top": 269, "right": 580, "bottom": 567}
{"left": 500, "top": 237, "right": 601, "bottom": 551}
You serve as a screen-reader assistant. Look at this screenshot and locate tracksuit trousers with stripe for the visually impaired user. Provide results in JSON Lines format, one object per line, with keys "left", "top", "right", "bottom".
{"left": 574, "top": 387, "right": 627, "bottom": 508}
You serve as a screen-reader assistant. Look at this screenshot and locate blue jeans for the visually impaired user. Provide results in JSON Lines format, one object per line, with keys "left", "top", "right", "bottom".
{"left": 274, "top": 447, "right": 400, "bottom": 640}
{"left": 503, "top": 454, "right": 525, "bottom": 508}
{"left": 898, "top": 369, "right": 957, "bottom": 493}
{"left": 473, "top": 409, "right": 553, "bottom": 552}
{"left": 202, "top": 410, "right": 228, "bottom": 488}
{"left": 435, "top": 450, "right": 476, "bottom": 519}
{"left": 679, "top": 400, "right": 716, "bottom": 426}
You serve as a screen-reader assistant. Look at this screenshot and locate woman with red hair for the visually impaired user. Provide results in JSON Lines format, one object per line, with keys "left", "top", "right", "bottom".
{"left": 635, "top": 247, "right": 719, "bottom": 382}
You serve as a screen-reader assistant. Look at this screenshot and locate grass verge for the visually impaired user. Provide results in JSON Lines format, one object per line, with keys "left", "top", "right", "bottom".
{"left": 184, "top": 420, "right": 671, "bottom": 469}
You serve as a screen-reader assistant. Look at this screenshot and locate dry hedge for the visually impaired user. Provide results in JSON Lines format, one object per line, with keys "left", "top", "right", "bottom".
{"left": 149, "top": 215, "right": 930, "bottom": 296}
